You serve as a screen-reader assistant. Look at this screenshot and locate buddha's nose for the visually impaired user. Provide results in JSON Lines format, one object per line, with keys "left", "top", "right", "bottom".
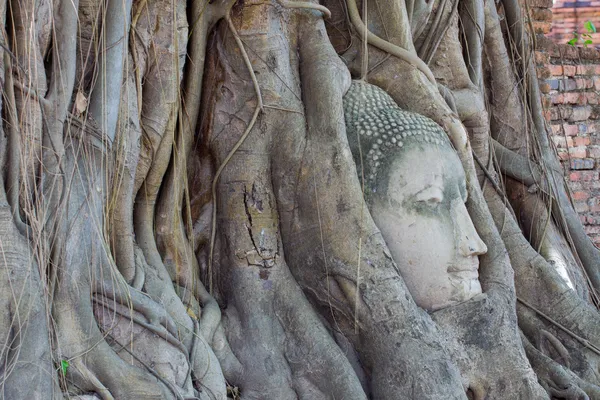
{"left": 456, "top": 203, "right": 488, "bottom": 257}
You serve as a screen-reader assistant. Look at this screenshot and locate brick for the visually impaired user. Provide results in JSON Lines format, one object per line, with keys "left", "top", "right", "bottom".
{"left": 550, "top": 93, "right": 564, "bottom": 104}
{"left": 575, "top": 200, "right": 590, "bottom": 213}
{"left": 587, "top": 92, "right": 600, "bottom": 105}
{"left": 555, "top": 44, "right": 580, "bottom": 60}
{"left": 573, "top": 136, "right": 591, "bottom": 146}
{"left": 559, "top": 79, "right": 578, "bottom": 91}
{"left": 585, "top": 224, "right": 600, "bottom": 233}
{"left": 547, "top": 79, "right": 560, "bottom": 90}
{"left": 569, "top": 171, "right": 599, "bottom": 181}
{"left": 570, "top": 106, "right": 592, "bottom": 122}
{"left": 564, "top": 92, "right": 584, "bottom": 104}
{"left": 559, "top": 106, "right": 573, "bottom": 120}
{"left": 586, "top": 214, "right": 600, "bottom": 225}
{"left": 539, "top": 81, "right": 552, "bottom": 94}
{"left": 594, "top": 77, "right": 600, "bottom": 91}
{"left": 529, "top": 0, "right": 553, "bottom": 8}
{"left": 564, "top": 124, "right": 579, "bottom": 136}
{"left": 535, "top": 51, "right": 549, "bottom": 65}
{"left": 553, "top": 135, "right": 572, "bottom": 148}
{"left": 575, "top": 77, "right": 594, "bottom": 89}
{"left": 563, "top": 65, "right": 577, "bottom": 76}
{"left": 588, "top": 145, "right": 600, "bottom": 158}
{"left": 549, "top": 64, "right": 564, "bottom": 76}
{"left": 580, "top": 46, "right": 600, "bottom": 60}
{"left": 589, "top": 198, "right": 600, "bottom": 213}
{"left": 576, "top": 64, "right": 600, "bottom": 75}
{"left": 569, "top": 146, "right": 588, "bottom": 158}
{"left": 533, "top": 21, "right": 552, "bottom": 34}
{"left": 537, "top": 34, "right": 557, "bottom": 52}
{"left": 578, "top": 122, "right": 596, "bottom": 134}
{"left": 573, "top": 191, "right": 591, "bottom": 201}
{"left": 574, "top": 180, "right": 600, "bottom": 190}
{"left": 530, "top": 7, "right": 552, "bottom": 22}
{"left": 570, "top": 171, "right": 580, "bottom": 181}
{"left": 570, "top": 158, "right": 595, "bottom": 170}
{"left": 537, "top": 65, "right": 552, "bottom": 80}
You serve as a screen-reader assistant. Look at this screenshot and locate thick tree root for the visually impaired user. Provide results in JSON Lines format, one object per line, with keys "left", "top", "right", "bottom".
{"left": 199, "top": 7, "right": 371, "bottom": 398}
{"left": 522, "top": 333, "right": 600, "bottom": 399}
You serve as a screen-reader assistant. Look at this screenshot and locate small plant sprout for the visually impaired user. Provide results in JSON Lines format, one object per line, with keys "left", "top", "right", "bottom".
{"left": 60, "top": 360, "right": 69, "bottom": 376}
{"left": 567, "top": 20, "right": 596, "bottom": 47}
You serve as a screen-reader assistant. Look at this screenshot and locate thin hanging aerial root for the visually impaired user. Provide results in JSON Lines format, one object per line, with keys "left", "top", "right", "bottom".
{"left": 3, "top": 52, "right": 32, "bottom": 238}
{"left": 95, "top": 281, "right": 180, "bottom": 339}
{"left": 275, "top": 0, "right": 331, "bottom": 19}
{"left": 208, "top": 15, "right": 264, "bottom": 294}
{"left": 540, "top": 329, "right": 571, "bottom": 369}
{"left": 69, "top": 358, "right": 115, "bottom": 400}
{"left": 195, "top": 279, "right": 221, "bottom": 342}
{"left": 107, "top": 334, "right": 187, "bottom": 400}
{"left": 184, "top": 319, "right": 200, "bottom": 388}
{"left": 225, "top": 17, "right": 264, "bottom": 111}
{"left": 92, "top": 295, "right": 190, "bottom": 358}
{"left": 472, "top": 148, "right": 505, "bottom": 199}
{"left": 522, "top": 332, "right": 599, "bottom": 399}
{"left": 132, "top": 256, "right": 146, "bottom": 290}
{"left": 344, "top": 0, "right": 436, "bottom": 83}
{"left": 517, "top": 297, "right": 600, "bottom": 357}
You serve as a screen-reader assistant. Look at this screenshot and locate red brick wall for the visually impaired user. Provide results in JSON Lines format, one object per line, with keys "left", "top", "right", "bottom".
{"left": 535, "top": 34, "right": 600, "bottom": 245}
{"left": 549, "top": 0, "right": 600, "bottom": 45}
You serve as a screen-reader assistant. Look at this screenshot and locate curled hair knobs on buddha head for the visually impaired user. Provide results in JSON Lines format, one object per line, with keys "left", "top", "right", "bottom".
{"left": 343, "top": 80, "right": 453, "bottom": 190}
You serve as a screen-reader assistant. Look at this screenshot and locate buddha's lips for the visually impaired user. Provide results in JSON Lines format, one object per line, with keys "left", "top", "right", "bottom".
{"left": 447, "top": 258, "right": 479, "bottom": 280}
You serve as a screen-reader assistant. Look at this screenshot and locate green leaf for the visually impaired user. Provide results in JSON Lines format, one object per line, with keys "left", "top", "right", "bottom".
{"left": 60, "top": 360, "right": 69, "bottom": 375}
{"left": 584, "top": 20, "right": 596, "bottom": 33}
{"left": 584, "top": 39, "right": 593, "bottom": 46}
{"left": 567, "top": 38, "right": 578, "bottom": 46}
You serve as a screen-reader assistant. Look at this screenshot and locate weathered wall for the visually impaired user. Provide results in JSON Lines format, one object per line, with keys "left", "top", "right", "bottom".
{"left": 533, "top": 5, "right": 600, "bottom": 245}
{"left": 548, "top": 0, "right": 600, "bottom": 45}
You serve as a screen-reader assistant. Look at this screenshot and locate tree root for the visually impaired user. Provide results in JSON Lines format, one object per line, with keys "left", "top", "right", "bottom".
{"left": 155, "top": 0, "right": 235, "bottom": 298}
{"left": 540, "top": 329, "right": 572, "bottom": 369}
{"left": 344, "top": 0, "right": 436, "bottom": 83}
{"left": 92, "top": 295, "right": 189, "bottom": 358}
{"left": 3, "top": 53, "right": 32, "bottom": 238}
{"left": 522, "top": 333, "right": 600, "bottom": 399}
{"left": 107, "top": 62, "right": 143, "bottom": 284}
{"left": 106, "top": 334, "right": 188, "bottom": 400}
{"left": 207, "top": 15, "right": 263, "bottom": 294}
{"left": 276, "top": 0, "right": 331, "bottom": 18}
{"left": 94, "top": 280, "right": 180, "bottom": 340}
{"left": 200, "top": 11, "right": 368, "bottom": 397}
{"left": 87, "top": 0, "right": 133, "bottom": 142}
{"left": 517, "top": 297, "right": 600, "bottom": 358}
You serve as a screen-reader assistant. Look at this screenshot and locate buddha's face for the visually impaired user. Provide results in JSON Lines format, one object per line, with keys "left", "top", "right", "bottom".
{"left": 370, "top": 145, "right": 487, "bottom": 311}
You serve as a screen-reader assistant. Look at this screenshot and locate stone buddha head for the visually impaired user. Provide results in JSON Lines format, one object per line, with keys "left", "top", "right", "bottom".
{"left": 344, "top": 81, "right": 487, "bottom": 311}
